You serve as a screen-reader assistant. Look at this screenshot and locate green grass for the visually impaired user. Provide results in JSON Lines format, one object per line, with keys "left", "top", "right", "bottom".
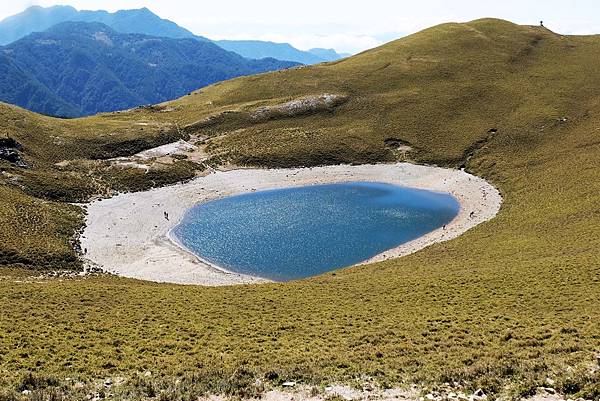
{"left": 0, "top": 18, "right": 599, "bottom": 400}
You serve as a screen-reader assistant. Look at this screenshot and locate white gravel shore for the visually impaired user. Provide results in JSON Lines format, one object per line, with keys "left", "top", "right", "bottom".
{"left": 81, "top": 163, "right": 502, "bottom": 286}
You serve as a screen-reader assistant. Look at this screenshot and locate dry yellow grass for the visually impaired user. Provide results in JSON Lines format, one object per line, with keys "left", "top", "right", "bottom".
{"left": 0, "top": 19, "right": 599, "bottom": 400}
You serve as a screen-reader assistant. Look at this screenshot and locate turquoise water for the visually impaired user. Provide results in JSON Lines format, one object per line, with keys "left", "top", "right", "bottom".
{"left": 173, "top": 182, "right": 459, "bottom": 281}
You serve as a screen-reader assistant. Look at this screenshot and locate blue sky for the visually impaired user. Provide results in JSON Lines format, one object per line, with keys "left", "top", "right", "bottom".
{"left": 2, "top": 0, "right": 600, "bottom": 53}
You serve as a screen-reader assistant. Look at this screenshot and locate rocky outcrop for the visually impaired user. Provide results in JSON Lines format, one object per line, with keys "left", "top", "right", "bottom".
{"left": 0, "top": 137, "right": 29, "bottom": 168}
{"left": 250, "top": 93, "right": 348, "bottom": 122}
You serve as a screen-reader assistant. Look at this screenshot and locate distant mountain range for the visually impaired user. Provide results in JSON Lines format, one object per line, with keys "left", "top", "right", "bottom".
{"left": 215, "top": 40, "right": 350, "bottom": 64}
{"left": 0, "top": 5, "right": 349, "bottom": 64}
{"left": 0, "top": 22, "right": 298, "bottom": 117}
{"left": 0, "top": 5, "right": 200, "bottom": 45}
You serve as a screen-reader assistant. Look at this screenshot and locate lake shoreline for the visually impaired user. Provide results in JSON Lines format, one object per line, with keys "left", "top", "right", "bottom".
{"left": 165, "top": 223, "right": 260, "bottom": 283}
{"left": 81, "top": 163, "right": 502, "bottom": 286}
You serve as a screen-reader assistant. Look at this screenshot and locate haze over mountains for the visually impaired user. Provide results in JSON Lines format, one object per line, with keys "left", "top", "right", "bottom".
{"left": 0, "top": 5, "right": 348, "bottom": 63}
{"left": 0, "top": 5, "right": 199, "bottom": 44}
{"left": 216, "top": 40, "right": 351, "bottom": 64}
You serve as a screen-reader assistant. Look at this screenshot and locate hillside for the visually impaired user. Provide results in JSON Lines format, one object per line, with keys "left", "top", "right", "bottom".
{"left": 0, "top": 22, "right": 298, "bottom": 117}
{"left": 0, "top": 52, "right": 80, "bottom": 117}
{"left": 0, "top": 18, "right": 599, "bottom": 400}
{"left": 0, "top": 6, "right": 347, "bottom": 64}
{"left": 0, "top": 5, "right": 202, "bottom": 45}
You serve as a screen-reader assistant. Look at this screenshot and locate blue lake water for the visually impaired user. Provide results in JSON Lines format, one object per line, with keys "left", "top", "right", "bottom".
{"left": 172, "top": 182, "right": 459, "bottom": 281}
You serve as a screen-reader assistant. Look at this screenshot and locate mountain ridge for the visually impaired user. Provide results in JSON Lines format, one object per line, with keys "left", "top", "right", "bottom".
{"left": 215, "top": 39, "right": 348, "bottom": 63}
{"left": 0, "top": 5, "right": 349, "bottom": 63}
{"left": 0, "top": 21, "right": 298, "bottom": 117}
{"left": 0, "top": 5, "right": 202, "bottom": 45}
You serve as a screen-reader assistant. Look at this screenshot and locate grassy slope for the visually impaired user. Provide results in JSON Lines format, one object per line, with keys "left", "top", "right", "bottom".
{"left": 0, "top": 102, "right": 197, "bottom": 266}
{"left": 0, "top": 19, "right": 599, "bottom": 399}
